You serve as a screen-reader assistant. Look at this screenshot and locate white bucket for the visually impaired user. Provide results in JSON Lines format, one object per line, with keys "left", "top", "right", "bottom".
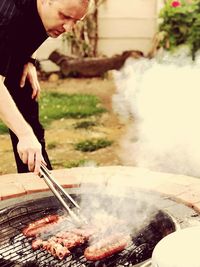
{"left": 152, "top": 226, "right": 200, "bottom": 267}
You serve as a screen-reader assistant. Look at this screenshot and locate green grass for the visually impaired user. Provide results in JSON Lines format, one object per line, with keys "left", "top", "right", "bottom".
{"left": 47, "top": 141, "right": 58, "bottom": 150}
{"left": 74, "top": 138, "right": 113, "bottom": 152}
{"left": 0, "top": 91, "right": 106, "bottom": 134}
{"left": 73, "top": 120, "right": 97, "bottom": 129}
{"left": 0, "top": 125, "right": 8, "bottom": 134}
{"left": 40, "top": 92, "right": 106, "bottom": 127}
{"left": 63, "top": 159, "right": 88, "bottom": 168}
{"left": 50, "top": 158, "right": 93, "bottom": 169}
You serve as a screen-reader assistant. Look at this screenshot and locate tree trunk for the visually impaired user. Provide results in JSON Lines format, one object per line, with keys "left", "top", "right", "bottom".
{"left": 49, "top": 50, "right": 144, "bottom": 78}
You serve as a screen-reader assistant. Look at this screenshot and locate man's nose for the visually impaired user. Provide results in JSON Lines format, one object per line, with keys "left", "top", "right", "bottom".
{"left": 63, "top": 21, "right": 75, "bottom": 33}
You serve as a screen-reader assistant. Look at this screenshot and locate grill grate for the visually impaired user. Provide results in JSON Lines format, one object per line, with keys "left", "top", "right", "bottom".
{"left": 0, "top": 195, "right": 176, "bottom": 267}
{"left": 0, "top": 234, "right": 150, "bottom": 266}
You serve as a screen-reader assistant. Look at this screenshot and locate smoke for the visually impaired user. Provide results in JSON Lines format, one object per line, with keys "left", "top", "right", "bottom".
{"left": 38, "top": 183, "right": 163, "bottom": 242}
{"left": 113, "top": 47, "right": 200, "bottom": 178}
{"left": 79, "top": 182, "right": 162, "bottom": 237}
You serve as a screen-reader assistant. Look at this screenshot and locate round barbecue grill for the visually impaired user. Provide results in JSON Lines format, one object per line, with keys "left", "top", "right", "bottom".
{"left": 0, "top": 192, "right": 178, "bottom": 267}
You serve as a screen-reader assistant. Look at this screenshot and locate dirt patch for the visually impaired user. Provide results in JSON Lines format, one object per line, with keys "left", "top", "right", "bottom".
{"left": 0, "top": 76, "right": 128, "bottom": 174}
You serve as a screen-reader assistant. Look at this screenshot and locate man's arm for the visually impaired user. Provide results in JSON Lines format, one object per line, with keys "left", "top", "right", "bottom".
{"left": 20, "top": 52, "right": 41, "bottom": 99}
{"left": 0, "top": 75, "right": 43, "bottom": 174}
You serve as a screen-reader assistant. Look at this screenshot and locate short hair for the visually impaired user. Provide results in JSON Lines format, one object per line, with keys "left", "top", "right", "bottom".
{"left": 49, "top": 0, "right": 90, "bottom": 8}
{"left": 50, "top": 0, "right": 90, "bottom": 3}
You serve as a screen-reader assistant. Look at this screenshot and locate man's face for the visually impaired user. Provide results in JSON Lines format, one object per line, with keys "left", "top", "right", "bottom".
{"left": 39, "top": 0, "right": 88, "bottom": 38}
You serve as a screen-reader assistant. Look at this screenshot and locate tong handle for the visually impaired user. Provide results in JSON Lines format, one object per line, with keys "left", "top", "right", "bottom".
{"left": 40, "top": 163, "right": 80, "bottom": 209}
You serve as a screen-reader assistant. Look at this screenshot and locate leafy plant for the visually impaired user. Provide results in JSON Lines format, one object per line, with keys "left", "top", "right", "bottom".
{"left": 74, "top": 138, "right": 113, "bottom": 152}
{"left": 63, "top": 0, "right": 107, "bottom": 57}
{"left": 158, "top": 0, "right": 200, "bottom": 59}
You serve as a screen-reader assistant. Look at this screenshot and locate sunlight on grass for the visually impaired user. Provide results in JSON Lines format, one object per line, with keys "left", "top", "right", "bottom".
{"left": 0, "top": 91, "right": 106, "bottom": 134}
{"left": 74, "top": 138, "right": 113, "bottom": 152}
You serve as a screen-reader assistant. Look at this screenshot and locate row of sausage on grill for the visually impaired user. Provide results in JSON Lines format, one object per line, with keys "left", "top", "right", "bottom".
{"left": 22, "top": 214, "right": 131, "bottom": 261}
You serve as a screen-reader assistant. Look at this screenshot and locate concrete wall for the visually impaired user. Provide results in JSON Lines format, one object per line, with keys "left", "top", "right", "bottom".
{"left": 37, "top": 0, "right": 163, "bottom": 71}
{"left": 97, "top": 0, "right": 157, "bottom": 56}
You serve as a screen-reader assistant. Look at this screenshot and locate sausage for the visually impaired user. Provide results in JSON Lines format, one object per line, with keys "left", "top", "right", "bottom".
{"left": 32, "top": 239, "right": 43, "bottom": 250}
{"left": 84, "top": 233, "right": 131, "bottom": 261}
{"left": 31, "top": 230, "right": 87, "bottom": 260}
{"left": 24, "top": 222, "right": 60, "bottom": 237}
{"left": 46, "top": 241, "right": 70, "bottom": 259}
{"left": 61, "top": 232, "right": 85, "bottom": 248}
{"left": 32, "top": 238, "right": 70, "bottom": 260}
{"left": 70, "top": 227, "right": 97, "bottom": 239}
{"left": 56, "top": 230, "right": 90, "bottom": 248}
{"left": 23, "top": 214, "right": 59, "bottom": 236}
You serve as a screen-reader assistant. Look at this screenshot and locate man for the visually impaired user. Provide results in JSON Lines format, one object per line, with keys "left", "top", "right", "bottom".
{"left": 0, "top": 0, "right": 89, "bottom": 174}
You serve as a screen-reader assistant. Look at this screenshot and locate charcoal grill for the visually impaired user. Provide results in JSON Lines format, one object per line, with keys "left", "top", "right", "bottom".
{"left": 0, "top": 193, "right": 177, "bottom": 267}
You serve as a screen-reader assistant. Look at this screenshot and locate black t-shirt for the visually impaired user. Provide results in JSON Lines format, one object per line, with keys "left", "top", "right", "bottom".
{"left": 0, "top": 0, "right": 48, "bottom": 77}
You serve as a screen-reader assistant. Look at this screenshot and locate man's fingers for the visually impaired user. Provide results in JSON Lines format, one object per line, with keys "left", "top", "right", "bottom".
{"left": 41, "top": 159, "right": 47, "bottom": 166}
{"left": 16, "top": 130, "right": 47, "bottom": 174}
{"left": 20, "top": 62, "right": 41, "bottom": 99}
{"left": 33, "top": 151, "right": 43, "bottom": 174}
{"left": 17, "top": 142, "right": 43, "bottom": 175}
{"left": 31, "top": 86, "right": 37, "bottom": 99}
{"left": 20, "top": 151, "right": 44, "bottom": 174}
{"left": 31, "top": 82, "right": 40, "bottom": 99}
{"left": 21, "top": 152, "right": 28, "bottom": 165}
{"left": 19, "top": 151, "right": 45, "bottom": 175}
{"left": 27, "top": 152, "right": 35, "bottom": 172}
{"left": 20, "top": 67, "right": 28, "bottom": 88}
{"left": 29, "top": 74, "right": 41, "bottom": 99}
{"left": 36, "top": 84, "right": 41, "bottom": 100}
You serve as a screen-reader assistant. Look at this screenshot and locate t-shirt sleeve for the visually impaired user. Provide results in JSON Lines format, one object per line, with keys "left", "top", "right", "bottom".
{"left": 0, "top": 23, "right": 12, "bottom": 77}
{"left": 0, "top": 1, "right": 13, "bottom": 77}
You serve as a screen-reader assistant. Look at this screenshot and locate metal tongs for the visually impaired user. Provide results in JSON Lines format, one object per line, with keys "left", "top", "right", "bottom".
{"left": 39, "top": 163, "right": 87, "bottom": 226}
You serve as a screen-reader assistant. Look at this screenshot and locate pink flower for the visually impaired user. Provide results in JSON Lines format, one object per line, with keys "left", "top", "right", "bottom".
{"left": 171, "top": 1, "right": 181, "bottom": 7}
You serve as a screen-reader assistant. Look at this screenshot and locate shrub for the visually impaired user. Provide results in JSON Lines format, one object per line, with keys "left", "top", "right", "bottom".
{"left": 158, "top": 0, "right": 200, "bottom": 59}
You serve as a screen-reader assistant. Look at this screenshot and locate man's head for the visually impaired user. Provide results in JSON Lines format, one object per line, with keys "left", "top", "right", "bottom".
{"left": 37, "top": 0, "right": 89, "bottom": 38}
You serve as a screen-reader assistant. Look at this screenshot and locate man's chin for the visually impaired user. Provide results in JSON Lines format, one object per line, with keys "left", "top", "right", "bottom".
{"left": 47, "top": 31, "right": 61, "bottom": 38}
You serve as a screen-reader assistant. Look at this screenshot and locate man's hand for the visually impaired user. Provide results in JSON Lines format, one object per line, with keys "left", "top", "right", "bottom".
{"left": 20, "top": 62, "right": 41, "bottom": 99}
{"left": 17, "top": 132, "right": 44, "bottom": 174}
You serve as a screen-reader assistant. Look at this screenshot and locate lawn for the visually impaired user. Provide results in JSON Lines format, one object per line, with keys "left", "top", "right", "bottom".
{"left": 0, "top": 91, "right": 106, "bottom": 134}
{"left": 0, "top": 77, "right": 126, "bottom": 174}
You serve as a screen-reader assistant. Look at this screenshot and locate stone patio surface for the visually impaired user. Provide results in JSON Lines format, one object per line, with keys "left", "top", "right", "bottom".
{"left": 0, "top": 166, "right": 200, "bottom": 213}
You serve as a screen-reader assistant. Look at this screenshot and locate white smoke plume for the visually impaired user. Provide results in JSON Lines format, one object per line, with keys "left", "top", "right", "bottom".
{"left": 113, "top": 47, "right": 200, "bottom": 178}
{"left": 79, "top": 182, "right": 162, "bottom": 236}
